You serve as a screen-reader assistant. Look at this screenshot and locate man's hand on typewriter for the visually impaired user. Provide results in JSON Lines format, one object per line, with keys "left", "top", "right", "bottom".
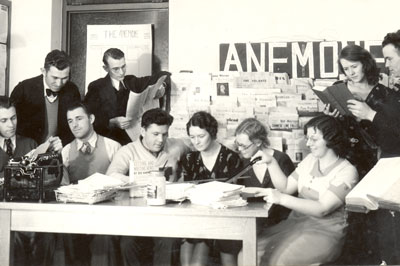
{"left": 48, "top": 136, "right": 63, "bottom": 152}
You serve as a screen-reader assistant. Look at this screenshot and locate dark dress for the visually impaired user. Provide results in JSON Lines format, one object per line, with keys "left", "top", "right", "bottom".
{"left": 179, "top": 144, "right": 243, "bottom": 254}
{"left": 333, "top": 81, "right": 389, "bottom": 178}
{"left": 239, "top": 149, "right": 295, "bottom": 226}
{"left": 180, "top": 145, "right": 242, "bottom": 182}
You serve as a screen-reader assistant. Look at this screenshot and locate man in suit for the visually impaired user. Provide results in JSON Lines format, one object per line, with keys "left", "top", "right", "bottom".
{"left": 84, "top": 48, "right": 169, "bottom": 145}
{"left": 0, "top": 96, "right": 63, "bottom": 266}
{"left": 10, "top": 49, "right": 81, "bottom": 146}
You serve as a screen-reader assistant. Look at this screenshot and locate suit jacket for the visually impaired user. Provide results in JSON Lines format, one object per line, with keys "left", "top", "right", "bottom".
{"left": 10, "top": 75, "right": 81, "bottom": 146}
{"left": 84, "top": 72, "right": 170, "bottom": 145}
{"left": 0, "top": 135, "right": 37, "bottom": 176}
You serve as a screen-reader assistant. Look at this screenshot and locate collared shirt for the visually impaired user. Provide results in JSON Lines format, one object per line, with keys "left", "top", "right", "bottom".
{"left": 43, "top": 77, "right": 58, "bottom": 103}
{"left": 110, "top": 77, "right": 126, "bottom": 91}
{"left": 62, "top": 132, "right": 121, "bottom": 168}
{"left": 0, "top": 135, "right": 16, "bottom": 154}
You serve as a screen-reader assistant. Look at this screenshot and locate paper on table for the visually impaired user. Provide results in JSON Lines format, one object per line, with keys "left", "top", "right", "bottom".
{"left": 125, "top": 75, "right": 168, "bottom": 141}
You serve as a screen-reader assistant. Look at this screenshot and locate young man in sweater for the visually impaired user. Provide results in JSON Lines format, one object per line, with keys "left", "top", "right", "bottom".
{"left": 106, "top": 108, "right": 190, "bottom": 266}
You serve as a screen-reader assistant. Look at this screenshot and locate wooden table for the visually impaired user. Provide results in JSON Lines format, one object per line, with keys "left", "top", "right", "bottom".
{"left": 0, "top": 193, "right": 269, "bottom": 266}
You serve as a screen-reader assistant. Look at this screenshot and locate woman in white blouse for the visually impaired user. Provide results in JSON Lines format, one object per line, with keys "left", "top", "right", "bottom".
{"left": 239, "top": 115, "right": 359, "bottom": 266}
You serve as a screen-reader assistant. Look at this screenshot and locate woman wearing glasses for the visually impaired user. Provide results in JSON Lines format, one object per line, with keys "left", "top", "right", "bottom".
{"left": 234, "top": 118, "right": 295, "bottom": 226}
{"left": 179, "top": 111, "right": 242, "bottom": 266}
{"left": 238, "top": 115, "right": 358, "bottom": 266}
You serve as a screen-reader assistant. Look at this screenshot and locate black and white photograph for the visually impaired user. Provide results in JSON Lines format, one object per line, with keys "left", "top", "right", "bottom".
{"left": 1, "top": 0, "right": 400, "bottom": 265}
{"left": 216, "top": 82, "right": 229, "bottom": 96}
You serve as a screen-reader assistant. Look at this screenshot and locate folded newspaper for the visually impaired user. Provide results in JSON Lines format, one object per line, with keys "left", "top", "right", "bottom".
{"left": 55, "top": 173, "right": 126, "bottom": 204}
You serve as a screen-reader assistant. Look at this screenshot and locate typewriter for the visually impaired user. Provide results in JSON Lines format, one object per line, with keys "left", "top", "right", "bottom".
{"left": 2, "top": 152, "right": 62, "bottom": 202}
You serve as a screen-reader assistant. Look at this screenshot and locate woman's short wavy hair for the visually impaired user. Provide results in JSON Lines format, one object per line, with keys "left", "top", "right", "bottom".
{"left": 186, "top": 111, "right": 218, "bottom": 139}
{"left": 304, "top": 115, "right": 348, "bottom": 158}
{"left": 234, "top": 118, "right": 270, "bottom": 148}
{"left": 338, "top": 44, "right": 380, "bottom": 86}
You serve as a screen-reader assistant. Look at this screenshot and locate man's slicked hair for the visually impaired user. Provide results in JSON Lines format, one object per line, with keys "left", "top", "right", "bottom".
{"left": 103, "top": 48, "right": 125, "bottom": 66}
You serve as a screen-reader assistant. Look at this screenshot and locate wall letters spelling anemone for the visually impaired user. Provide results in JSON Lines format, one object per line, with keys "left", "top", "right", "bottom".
{"left": 219, "top": 41, "right": 384, "bottom": 79}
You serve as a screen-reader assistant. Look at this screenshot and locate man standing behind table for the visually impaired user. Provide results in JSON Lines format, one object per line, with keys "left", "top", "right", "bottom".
{"left": 106, "top": 108, "right": 190, "bottom": 266}
{"left": 84, "top": 48, "right": 170, "bottom": 145}
{"left": 49, "top": 102, "right": 121, "bottom": 266}
{"left": 359, "top": 29, "right": 400, "bottom": 265}
{"left": 10, "top": 49, "right": 81, "bottom": 146}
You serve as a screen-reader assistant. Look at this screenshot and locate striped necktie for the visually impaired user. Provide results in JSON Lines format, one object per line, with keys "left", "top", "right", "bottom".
{"left": 5, "top": 138, "right": 13, "bottom": 157}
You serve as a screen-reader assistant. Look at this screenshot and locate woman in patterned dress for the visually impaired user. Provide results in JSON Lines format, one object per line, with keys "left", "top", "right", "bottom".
{"left": 179, "top": 111, "right": 243, "bottom": 266}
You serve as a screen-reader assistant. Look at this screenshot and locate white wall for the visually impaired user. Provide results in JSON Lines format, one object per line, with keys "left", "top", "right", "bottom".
{"left": 169, "top": 0, "right": 400, "bottom": 73}
{"left": 8, "top": 0, "right": 54, "bottom": 94}
{"left": 8, "top": 0, "right": 400, "bottom": 91}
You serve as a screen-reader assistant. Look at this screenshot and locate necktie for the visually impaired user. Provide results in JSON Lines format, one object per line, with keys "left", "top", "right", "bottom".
{"left": 5, "top": 138, "right": 13, "bottom": 157}
{"left": 46, "top": 89, "right": 59, "bottom": 97}
{"left": 119, "top": 82, "right": 126, "bottom": 91}
{"left": 81, "top": 142, "right": 92, "bottom": 154}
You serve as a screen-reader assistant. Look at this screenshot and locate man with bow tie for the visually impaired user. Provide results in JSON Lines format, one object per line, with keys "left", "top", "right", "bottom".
{"left": 10, "top": 49, "right": 81, "bottom": 146}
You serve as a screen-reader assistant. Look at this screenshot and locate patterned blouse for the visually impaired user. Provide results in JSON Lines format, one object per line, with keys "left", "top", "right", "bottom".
{"left": 180, "top": 144, "right": 243, "bottom": 182}
{"left": 334, "top": 81, "right": 390, "bottom": 178}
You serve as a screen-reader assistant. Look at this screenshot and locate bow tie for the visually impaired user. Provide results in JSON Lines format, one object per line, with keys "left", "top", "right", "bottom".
{"left": 46, "top": 89, "right": 59, "bottom": 97}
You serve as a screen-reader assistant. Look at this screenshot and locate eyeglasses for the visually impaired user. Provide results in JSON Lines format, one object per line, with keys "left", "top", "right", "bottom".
{"left": 235, "top": 141, "right": 254, "bottom": 151}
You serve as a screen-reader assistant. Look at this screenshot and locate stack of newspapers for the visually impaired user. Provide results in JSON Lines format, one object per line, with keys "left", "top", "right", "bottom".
{"left": 55, "top": 173, "right": 125, "bottom": 204}
{"left": 188, "top": 181, "right": 247, "bottom": 209}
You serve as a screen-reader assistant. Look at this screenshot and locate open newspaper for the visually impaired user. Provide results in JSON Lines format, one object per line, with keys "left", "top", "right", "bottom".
{"left": 125, "top": 75, "right": 168, "bottom": 141}
{"left": 345, "top": 157, "right": 400, "bottom": 212}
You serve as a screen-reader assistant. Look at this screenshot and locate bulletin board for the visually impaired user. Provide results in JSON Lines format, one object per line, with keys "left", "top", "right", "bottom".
{"left": 62, "top": 2, "right": 169, "bottom": 97}
{"left": 0, "top": 0, "right": 11, "bottom": 96}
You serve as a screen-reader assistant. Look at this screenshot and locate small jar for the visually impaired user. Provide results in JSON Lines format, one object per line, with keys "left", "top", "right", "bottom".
{"left": 146, "top": 169, "right": 166, "bottom": 205}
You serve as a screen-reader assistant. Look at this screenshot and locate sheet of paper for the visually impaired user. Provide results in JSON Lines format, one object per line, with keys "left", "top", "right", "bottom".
{"left": 346, "top": 157, "right": 400, "bottom": 210}
{"left": 125, "top": 75, "right": 168, "bottom": 141}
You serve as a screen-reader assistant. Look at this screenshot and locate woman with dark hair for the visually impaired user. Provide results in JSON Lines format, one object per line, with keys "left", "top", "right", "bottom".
{"left": 325, "top": 44, "right": 390, "bottom": 177}
{"left": 179, "top": 111, "right": 242, "bottom": 266}
{"left": 238, "top": 115, "right": 358, "bottom": 266}
{"left": 235, "top": 118, "right": 295, "bottom": 225}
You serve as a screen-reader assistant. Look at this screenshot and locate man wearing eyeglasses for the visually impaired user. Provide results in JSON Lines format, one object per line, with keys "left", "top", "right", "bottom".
{"left": 84, "top": 48, "right": 170, "bottom": 145}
